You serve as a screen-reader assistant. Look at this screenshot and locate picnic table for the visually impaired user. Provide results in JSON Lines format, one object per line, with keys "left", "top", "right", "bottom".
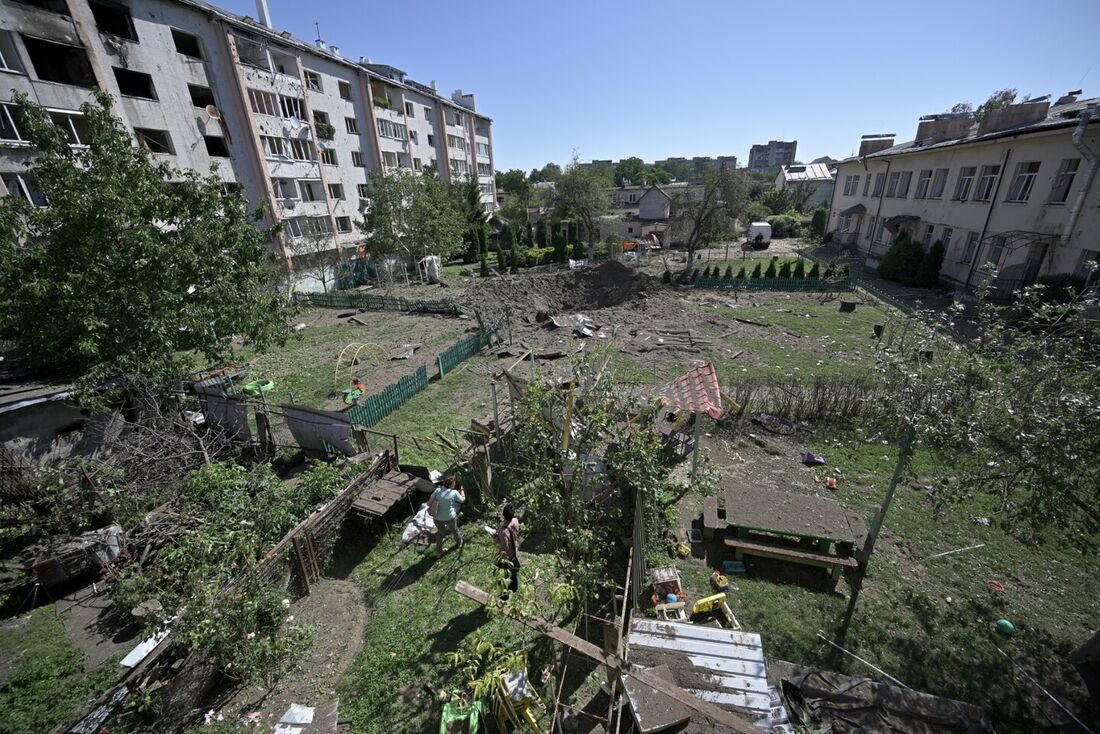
{"left": 706, "top": 485, "right": 866, "bottom": 582}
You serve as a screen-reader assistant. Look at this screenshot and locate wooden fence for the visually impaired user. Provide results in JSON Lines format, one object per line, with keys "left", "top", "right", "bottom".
{"left": 345, "top": 366, "right": 429, "bottom": 428}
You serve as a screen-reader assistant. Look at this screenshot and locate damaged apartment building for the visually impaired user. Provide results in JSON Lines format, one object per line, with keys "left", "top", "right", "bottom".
{"left": 828, "top": 92, "right": 1099, "bottom": 297}
{"left": 0, "top": 0, "right": 496, "bottom": 289}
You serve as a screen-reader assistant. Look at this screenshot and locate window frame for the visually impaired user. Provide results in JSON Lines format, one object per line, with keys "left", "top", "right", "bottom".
{"left": 961, "top": 231, "right": 979, "bottom": 263}
{"left": 885, "top": 171, "right": 900, "bottom": 198}
{"left": 872, "top": 173, "right": 885, "bottom": 197}
{"left": 48, "top": 109, "right": 89, "bottom": 147}
{"left": 171, "top": 28, "right": 203, "bottom": 59}
{"left": 297, "top": 179, "right": 323, "bottom": 202}
{"left": 351, "top": 150, "right": 364, "bottom": 167}
{"left": 88, "top": 0, "right": 138, "bottom": 42}
{"left": 328, "top": 183, "right": 344, "bottom": 200}
{"left": 1005, "top": 161, "right": 1040, "bottom": 203}
{"left": 929, "top": 168, "right": 948, "bottom": 199}
{"left": 2, "top": 172, "right": 46, "bottom": 206}
{"left": 1048, "top": 158, "right": 1080, "bottom": 204}
{"left": 203, "top": 135, "right": 229, "bottom": 157}
{"left": 974, "top": 165, "right": 1000, "bottom": 202}
{"left": 279, "top": 95, "right": 305, "bottom": 120}
{"left": 862, "top": 175, "right": 871, "bottom": 196}
{"left": 338, "top": 80, "right": 352, "bottom": 100}
{"left": 381, "top": 150, "right": 398, "bottom": 168}
{"left": 320, "top": 148, "right": 337, "bottom": 166}
{"left": 0, "top": 103, "right": 27, "bottom": 143}
{"left": 356, "top": 183, "right": 369, "bottom": 198}
{"left": 248, "top": 88, "right": 278, "bottom": 117}
{"left": 0, "top": 31, "right": 26, "bottom": 74}
{"left": 303, "top": 70, "right": 322, "bottom": 92}
{"left": 896, "top": 171, "right": 912, "bottom": 198}
{"left": 335, "top": 215, "right": 352, "bottom": 233}
{"left": 345, "top": 116, "right": 358, "bottom": 134}
{"left": 133, "top": 127, "right": 173, "bottom": 155}
{"left": 954, "top": 167, "right": 975, "bottom": 201}
{"left": 914, "top": 169, "right": 933, "bottom": 199}
{"left": 112, "top": 66, "right": 157, "bottom": 100}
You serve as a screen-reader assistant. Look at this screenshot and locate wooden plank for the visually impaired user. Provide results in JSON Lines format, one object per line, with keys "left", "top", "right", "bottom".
{"left": 723, "top": 537, "right": 858, "bottom": 567}
{"left": 453, "top": 581, "right": 759, "bottom": 734}
{"left": 631, "top": 619, "right": 761, "bottom": 648}
{"left": 628, "top": 632, "right": 765, "bottom": 664}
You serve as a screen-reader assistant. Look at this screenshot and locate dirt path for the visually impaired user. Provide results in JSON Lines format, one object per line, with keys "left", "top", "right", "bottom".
{"left": 214, "top": 579, "right": 368, "bottom": 731}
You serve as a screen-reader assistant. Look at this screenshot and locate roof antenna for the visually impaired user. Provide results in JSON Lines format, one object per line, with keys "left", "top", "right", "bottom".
{"left": 314, "top": 22, "right": 322, "bottom": 44}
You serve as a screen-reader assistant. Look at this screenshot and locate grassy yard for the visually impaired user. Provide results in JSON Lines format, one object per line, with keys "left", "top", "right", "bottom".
{"left": 670, "top": 423, "right": 1097, "bottom": 733}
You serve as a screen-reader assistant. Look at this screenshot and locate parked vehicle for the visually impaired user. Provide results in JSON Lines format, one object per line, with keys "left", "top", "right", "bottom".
{"left": 748, "top": 222, "right": 772, "bottom": 250}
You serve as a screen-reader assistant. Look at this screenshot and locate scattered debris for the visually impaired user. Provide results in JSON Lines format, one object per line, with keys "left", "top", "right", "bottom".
{"left": 752, "top": 413, "right": 796, "bottom": 435}
{"left": 925, "top": 543, "right": 987, "bottom": 560}
{"left": 799, "top": 451, "right": 827, "bottom": 466}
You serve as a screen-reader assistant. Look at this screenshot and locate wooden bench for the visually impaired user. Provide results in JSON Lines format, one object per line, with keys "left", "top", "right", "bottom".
{"left": 724, "top": 537, "right": 857, "bottom": 582}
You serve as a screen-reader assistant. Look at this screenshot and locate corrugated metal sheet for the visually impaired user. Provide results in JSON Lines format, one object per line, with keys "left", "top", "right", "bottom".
{"left": 779, "top": 163, "right": 834, "bottom": 183}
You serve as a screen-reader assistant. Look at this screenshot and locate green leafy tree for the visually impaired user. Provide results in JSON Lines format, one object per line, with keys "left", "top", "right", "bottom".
{"left": 614, "top": 156, "right": 648, "bottom": 186}
{"left": 525, "top": 221, "right": 534, "bottom": 249}
{"left": 915, "top": 240, "right": 946, "bottom": 287}
{"left": 552, "top": 155, "right": 611, "bottom": 259}
{"left": 876, "top": 232, "right": 925, "bottom": 285}
{"left": 495, "top": 168, "right": 531, "bottom": 198}
{"left": 0, "top": 92, "right": 288, "bottom": 387}
{"left": 529, "top": 162, "right": 562, "bottom": 184}
{"left": 667, "top": 165, "right": 747, "bottom": 269}
{"left": 759, "top": 186, "right": 796, "bottom": 215}
{"left": 810, "top": 207, "right": 828, "bottom": 237}
{"left": 976, "top": 88, "right": 1017, "bottom": 122}
{"left": 455, "top": 175, "right": 490, "bottom": 264}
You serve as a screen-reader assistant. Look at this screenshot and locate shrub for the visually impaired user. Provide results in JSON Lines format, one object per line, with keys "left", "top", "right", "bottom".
{"left": 736, "top": 266, "right": 747, "bottom": 280}
{"left": 808, "top": 262, "right": 820, "bottom": 279}
{"left": 702, "top": 265, "right": 711, "bottom": 279}
{"left": 792, "top": 259, "right": 806, "bottom": 279}
{"left": 724, "top": 265, "right": 734, "bottom": 280}
{"left": 778, "top": 261, "right": 792, "bottom": 279}
{"left": 877, "top": 232, "right": 925, "bottom": 284}
{"left": 691, "top": 268, "right": 700, "bottom": 281}
{"left": 842, "top": 263, "right": 851, "bottom": 277}
{"left": 750, "top": 262, "right": 763, "bottom": 279}
{"left": 810, "top": 207, "right": 828, "bottom": 238}
{"left": 823, "top": 231, "right": 834, "bottom": 245}
{"left": 662, "top": 269, "right": 672, "bottom": 283}
{"left": 767, "top": 212, "right": 802, "bottom": 239}
{"left": 1035, "top": 273, "right": 1088, "bottom": 303}
{"left": 764, "top": 260, "right": 777, "bottom": 279}
{"left": 914, "top": 240, "right": 946, "bottom": 287}
{"left": 572, "top": 241, "right": 586, "bottom": 259}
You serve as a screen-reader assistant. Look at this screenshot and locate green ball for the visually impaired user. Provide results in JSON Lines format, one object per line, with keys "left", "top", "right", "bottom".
{"left": 995, "top": 619, "right": 1015, "bottom": 636}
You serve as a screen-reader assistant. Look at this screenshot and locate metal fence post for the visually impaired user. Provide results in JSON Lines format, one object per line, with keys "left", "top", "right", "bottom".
{"left": 437, "top": 355, "right": 444, "bottom": 379}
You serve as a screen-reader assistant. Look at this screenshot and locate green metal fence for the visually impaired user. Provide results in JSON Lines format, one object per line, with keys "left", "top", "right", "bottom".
{"left": 437, "top": 333, "right": 485, "bottom": 378}
{"left": 293, "top": 291, "right": 462, "bottom": 316}
{"left": 694, "top": 275, "right": 853, "bottom": 291}
{"left": 345, "top": 366, "right": 429, "bottom": 427}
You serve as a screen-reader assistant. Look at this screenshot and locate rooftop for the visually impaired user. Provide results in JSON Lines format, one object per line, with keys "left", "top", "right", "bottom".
{"left": 777, "top": 163, "right": 834, "bottom": 182}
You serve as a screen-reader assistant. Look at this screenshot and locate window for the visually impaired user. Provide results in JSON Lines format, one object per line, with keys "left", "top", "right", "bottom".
{"left": 0, "top": 103, "right": 27, "bottom": 143}
{"left": 885, "top": 171, "right": 900, "bottom": 198}
{"left": 336, "top": 215, "right": 352, "bottom": 233}
{"left": 404, "top": 101, "right": 413, "bottom": 116}
{"left": 479, "top": 183, "right": 493, "bottom": 195}
{"left": 954, "top": 167, "right": 976, "bottom": 200}
{"left": 841, "top": 175, "right": 854, "bottom": 196}
{"left": 235, "top": 36, "right": 270, "bottom": 70}
{"left": 862, "top": 175, "right": 871, "bottom": 196}
{"left": 262, "top": 136, "right": 313, "bottom": 161}
{"left": 304, "top": 70, "right": 322, "bottom": 92}
{"left": 89, "top": 1, "right": 137, "bottom": 41}
{"left": 302, "top": 216, "right": 331, "bottom": 235}
{"left": 477, "top": 162, "right": 491, "bottom": 176}
{"left": 279, "top": 95, "right": 305, "bottom": 120}
{"left": 409, "top": 130, "right": 418, "bottom": 144}
{"left": 49, "top": 111, "right": 89, "bottom": 146}
{"left": 427, "top": 134, "right": 434, "bottom": 147}
{"left": 872, "top": 172, "right": 885, "bottom": 196}
{"left": 941, "top": 227, "right": 953, "bottom": 252}
{"left": 476, "top": 142, "right": 490, "bottom": 156}
{"left": 922, "top": 224, "right": 935, "bottom": 249}
{"left": 447, "top": 134, "right": 465, "bottom": 152}
{"left": 450, "top": 158, "right": 468, "bottom": 175}
{"left": 21, "top": 36, "right": 96, "bottom": 87}
{"left": 357, "top": 184, "right": 369, "bottom": 197}
{"left": 271, "top": 178, "right": 297, "bottom": 200}
{"left": 1006, "top": 161, "right": 1040, "bottom": 202}
{"left": 627, "top": 193, "right": 638, "bottom": 204}
{"left": 351, "top": 150, "right": 364, "bottom": 167}
{"left": 113, "top": 67, "right": 157, "bottom": 99}
{"left": 328, "top": 183, "right": 344, "bottom": 200}
{"left": 284, "top": 217, "right": 302, "bottom": 237}
{"left": 204, "top": 136, "right": 229, "bottom": 157}
{"left": 248, "top": 89, "right": 278, "bottom": 116}
{"left": 377, "top": 118, "right": 407, "bottom": 139}
{"left": 345, "top": 116, "right": 358, "bottom": 134}
{"left": 423, "top": 106, "right": 430, "bottom": 119}
{"left": 338, "top": 81, "right": 352, "bottom": 100}
{"left": 930, "top": 168, "right": 949, "bottom": 199}
{"left": 268, "top": 48, "right": 295, "bottom": 76}
{"left": 914, "top": 169, "right": 933, "bottom": 199}
{"left": 961, "top": 231, "right": 979, "bottom": 263}
{"left": 974, "top": 165, "right": 1000, "bottom": 201}
{"left": 313, "top": 110, "right": 329, "bottom": 126}
{"left": 320, "top": 149, "right": 337, "bottom": 165}
{"left": 1049, "top": 158, "right": 1080, "bottom": 204}
{"left": 412, "top": 157, "right": 421, "bottom": 170}
{"left": 172, "top": 29, "right": 203, "bottom": 59}
{"left": 382, "top": 151, "right": 398, "bottom": 168}
{"left": 875, "top": 220, "right": 893, "bottom": 246}
{"left": 3, "top": 173, "right": 46, "bottom": 206}
{"left": 0, "top": 32, "right": 24, "bottom": 74}
{"left": 188, "top": 84, "right": 215, "bottom": 109}
{"left": 987, "top": 235, "right": 1006, "bottom": 267}
{"left": 896, "top": 171, "right": 912, "bottom": 198}
{"left": 134, "top": 128, "right": 172, "bottom": 154}
{"left": 298, "top": 179, "right": 322, "bottom": 202}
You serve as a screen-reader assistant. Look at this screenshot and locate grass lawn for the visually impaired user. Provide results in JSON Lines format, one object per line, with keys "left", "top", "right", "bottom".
{"left": 0, "top": 607, "right": 124, "bottom": 734}
{"left": 671, "top": 425, "right": 1097, "bottom": 733}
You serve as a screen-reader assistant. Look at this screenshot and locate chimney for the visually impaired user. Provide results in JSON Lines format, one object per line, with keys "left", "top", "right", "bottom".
{"left": 858, "top": 134, "right": 895, "bottom": 157}
{"left": 330, "top": 46, "right": 340, "bottom": 57}
{"left": 978, "top": 100, "right": 1051, "bottom": 136}
{"left": 430, "top": 80, "right": 437, "bottom": 91}
{"left": 254, "top": 0, "right": 272, "bottom": 28}
{"left": 1056, "top": 89, "right": 1082, "bottom": 106}
{"left": 359, "top": 56, "right": 371, "bottom": 64}
{"left": 315, "top": 39, "right": 327, "bottom": 51}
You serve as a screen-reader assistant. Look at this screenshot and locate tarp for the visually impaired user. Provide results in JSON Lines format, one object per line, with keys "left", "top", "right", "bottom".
{"left": 660, "top": 363, "right": 723, "bottom": 420}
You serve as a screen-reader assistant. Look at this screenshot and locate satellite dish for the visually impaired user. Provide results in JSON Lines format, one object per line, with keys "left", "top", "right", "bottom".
{"left": 206, "top": 105, "right": 221, "bottom": 120}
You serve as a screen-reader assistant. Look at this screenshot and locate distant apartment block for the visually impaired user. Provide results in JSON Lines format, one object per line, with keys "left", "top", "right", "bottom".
{"left": 828, "top": 92, "right": 1100, "bottom": 296}
{"left": 747, "top": 140, "right": 797, "bottom": 171}
{"left": 0, "top": 0, "right": 496, "bottom": 286}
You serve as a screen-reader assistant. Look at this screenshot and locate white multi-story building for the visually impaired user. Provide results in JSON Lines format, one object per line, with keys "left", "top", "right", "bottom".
{"left": 828, "top": 93, "right": 1099, "bottom": 296}
{"left": 0, "top": 0, "right": 496, "bottom": 287}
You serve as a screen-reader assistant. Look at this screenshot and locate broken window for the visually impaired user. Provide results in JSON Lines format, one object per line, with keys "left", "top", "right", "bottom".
{"left": 89, "top": 1, "right": 137, "bottom": 42}
{"left": 279, "top": 95, "right": 304, "bottom": 120}
{"left": 345, "top": 116, "right": 358, "bottom": 134}
{"left": 338, "top": 80, "right": 352, "bottom": 100}
{"left": 248, "top": 88, "right": 278, "bottom": 116}
{"left": 320, "top": 149, "right": 336, "bottom": 165}
{"left": 172, "top": 28, "right": 202, "bottom": 59}
{"left": 335, "top": 216, "right": 352, "bottom": 233}
{"left": 269, "top": 47, "right": 296, "bottom": 76}
{"left": 284, "top": 217, "right": 303, "bottom": 237}
{"left": 298, "top": 179, "right": 322, "bottom": 202}
{"left": 0, "top": 32, "right": 25, "bottom": 73}
{"left": 2, "top": 172, "right": 47, "bottom": 206}
{"left": 328, "top": 183, "right": 344, "bottom": 200}
{"left": 303, "top": 70, "right": 322, "bottom": 92}
{"left": 235, "top": 35, "right": 270, "bottom": 71}
{"left": 203, "top": 136, "right": 228, "bottom": 157}
{"left": 261, "top": 135, "right": 286, "bottom": 158}
{"left": 49, "top": 110, "right": 89, "bottom": 146}
{"left": 0, "top": 103, "right": 27, "bottom": 143}
{"left": 287, "top": 138, "right": 314, "bottom": 161}
{"left": 113, "top": 67, "right": 157, "bottom": 99}
{"left": 21, "top": 36, "right": 96, "bottom": 87}
{"left": 188, "top": 84, "right": 215, "bottom": 109}
{"left": 302, "top": 216, "right": 331, "bottom": 235}
{"left": 134, "top": 127, "right": 172, "bottom": 154}
{"left": 356, "top": 184, "right": 369, "bottom": 197}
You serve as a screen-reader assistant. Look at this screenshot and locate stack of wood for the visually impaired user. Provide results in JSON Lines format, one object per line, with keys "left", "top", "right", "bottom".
{"left": 627, "top": 329, "right": 714, "bottom": 355}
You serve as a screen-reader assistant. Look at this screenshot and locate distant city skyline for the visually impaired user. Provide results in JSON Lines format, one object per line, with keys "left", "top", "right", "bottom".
{"left": 218, "top": 0, "right": 1099, "bottom": 171}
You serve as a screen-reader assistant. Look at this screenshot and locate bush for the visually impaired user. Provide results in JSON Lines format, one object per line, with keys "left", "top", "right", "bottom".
{"left": 724, "top": 265, "right": 734, "bottom": 280}
{"left": 736, "top": 266, "right": 747, "bottom": 280}
{"left": 750, "top": 262, "right": 763, "bottom": 279}
{"left": 702, "top": 265, "right": 711, "bottom": 279}
{"left": 691, "top": 268, "right": 700, "bottom": 281}
{"left": 662, "top": 269, "right": 672, "bottom": 283}
{"left": 877, "top": 232, "right": 925, "bottom": 285}
{"left": 792, "top": 259, "right": 806, "bottom": 279}
{"left": 764, "top": 260, "right": 778, "bottom": 279}
{"left": 914, "top": 240, "right": 946, "bottom": 287}
{"left": 524, "top": 246, "right": 554, "bottom": 266}
{"left": 810, "top": 207, "right": 828, "bottom": 238}
{"left": 1034, "top": 273, "right": 1087, "bottom": 303}
{"left": 778, "top": 261, "right": 792, "bottom": 279}
{"left": 808, "top": 262, "right": 820, "bottom": 279}
{"left": 743, "top": 201, "right": 771, "bottom": 225}
{"left": 767, "top": 212, "right": 802, "bottom": 239}
{"left": 842, "top": 263, "right": 851, "bottom": 277}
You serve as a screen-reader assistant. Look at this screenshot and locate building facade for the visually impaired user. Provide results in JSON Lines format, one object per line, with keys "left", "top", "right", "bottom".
{"left": 774, "top": 163, "right": 836, "bottom": 208}
{"left": 747, "top": 140, "right": 797, "bottom": 172}
{"left": 0, "top": 0, "right": 496, "bottom": 289}
{"left": 827, "top": 95, "right": 1100, "bottom": 295}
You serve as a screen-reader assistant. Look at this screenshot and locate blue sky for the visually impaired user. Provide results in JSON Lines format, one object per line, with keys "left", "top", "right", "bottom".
{"left": 222, "top": 0, "right": 1099, "bottom": 172}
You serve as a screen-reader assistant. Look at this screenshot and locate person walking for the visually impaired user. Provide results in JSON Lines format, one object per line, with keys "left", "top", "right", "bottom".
{"left": 429, "top": 476, "right": 465, "bottom": 557}
{"left": 491, "top": 504, "right": 521, "bottom": 594}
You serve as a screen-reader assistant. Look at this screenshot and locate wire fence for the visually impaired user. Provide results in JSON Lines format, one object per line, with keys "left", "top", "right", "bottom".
{"left": 694, "top": 274, "right": 854, "bottom": 291}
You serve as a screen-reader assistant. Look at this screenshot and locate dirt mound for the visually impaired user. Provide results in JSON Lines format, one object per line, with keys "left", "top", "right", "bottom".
{"left": 468, "top": 261, "right": 664, "bottom": 316}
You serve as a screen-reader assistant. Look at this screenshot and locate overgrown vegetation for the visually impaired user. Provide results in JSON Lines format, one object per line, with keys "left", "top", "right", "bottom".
{"left": 877, "top": 232, "right": 945, "bottom": 287}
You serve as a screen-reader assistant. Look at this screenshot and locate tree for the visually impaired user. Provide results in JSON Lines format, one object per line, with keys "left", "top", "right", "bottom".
{"left": 500, "top": 223, "right": 515, "bottom": 271}
{"left": 667, "top": 166, "right": 747, "bottom": 269}
{"left": 293, "top": 231, "right": 343, "bottom": 294}
{"left": 614, "top": 157, "right": 647, "bottom": 186}
{"left": 645, "top": 165, "right": 673, "bottom": 185}
{"left": 529, "top": 162, "right": 562, "bottom": 184}
{"left": 0, "top": 92, "right": 288, "bottom": 388}
{"left": 948, "top": 101, "right": 974, "bottom": 114}
{"left": 552, "top": 155, "right": 611, "bottom": 260}
{"left": 359, "top": 168, "right": 465, "bottom": 286}
{"left": 976, "top": 88, "right": 1017, "bottom": 122}
{"left": 759, "top": 186, "right": 796, "bottom": 215}
{"left": 536, "top": 218, "right": 548, "bottom": 248}
{"left": 456, "top": 174, "right": 490, "bottom": 265}
{"left": 495, "top": 168, "right": 530, "bottom": 198}
{"left": 876, "top": 232, "right": 925, "bottom": 284}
